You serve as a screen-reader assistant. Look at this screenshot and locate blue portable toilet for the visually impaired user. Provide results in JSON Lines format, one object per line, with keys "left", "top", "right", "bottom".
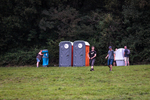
{"left": 73, "top": 40, "right": 90, "bottom": 67}
{"left": 59, "top": 41, "right": 73, "bottom": 67}
{"left": 42, "top": 49, "right": 49, "bottom": 67}
{"left": 115, "top": 48, "right": 125, "bottom": 66}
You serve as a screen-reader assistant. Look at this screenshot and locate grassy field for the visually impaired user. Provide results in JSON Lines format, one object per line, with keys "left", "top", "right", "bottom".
{"left": 0, "top": 65, "right": 150, "bottom": 100}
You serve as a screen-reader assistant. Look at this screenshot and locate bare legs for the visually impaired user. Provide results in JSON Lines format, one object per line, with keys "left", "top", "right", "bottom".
{"left": 110, "top": 65, "right": 112, "bottom": 71}
{"left": 125, "top": 61, "right": 127, "bottom": 66}
{"left": 113, "top": 62, "right": 115, "bottom": 66}
{"left": 108, "top": 65, "right": 112, "bottom": 71}
{"left": 113, "top": 61, "right": 117, "bottom": 66}
{"left": 127, "top": 61, "right": 130, "bottom": 66}
{"left": 125, "top": 61, "right": 130, "bottom": 66}
{"left": 108, "top": 59, "right": 113, "bottom": 71}
{"left": 125, "top": 57, "right": 129, "bottom": 66}
{"left": 37, "top": 62, "right": 39, "bottom": 67}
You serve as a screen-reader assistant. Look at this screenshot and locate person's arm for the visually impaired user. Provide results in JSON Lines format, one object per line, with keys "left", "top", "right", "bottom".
{"left": 87, "top": 53, "right": 90, "bottom": 59}
{"left": 105, "top": 54, "right": 109, "bottom": 59}
{"left": 124, "top": 51, "right": 125, "bottom": 56}
{"left": 91, "top": 54, "right": 97, "bottom": 59}
{"left": 114, "top": 53, "right": 115, "bottom": 61}
{"left": 39, "top": 52, "right": 43, "bottom": 55}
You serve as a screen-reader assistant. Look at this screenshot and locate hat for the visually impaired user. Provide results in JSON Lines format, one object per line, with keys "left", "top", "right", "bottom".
{"left": 109, "top": 46, "right": 112, "bottom": 49}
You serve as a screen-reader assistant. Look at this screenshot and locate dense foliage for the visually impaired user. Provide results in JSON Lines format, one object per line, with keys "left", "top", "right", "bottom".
{"left": 0, "top": 0, "right": 150, "bottom": 66}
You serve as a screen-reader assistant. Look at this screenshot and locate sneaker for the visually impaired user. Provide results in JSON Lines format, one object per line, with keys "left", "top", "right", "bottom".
{"left": 90, "top": 68, "right": 94, "bottom": 71}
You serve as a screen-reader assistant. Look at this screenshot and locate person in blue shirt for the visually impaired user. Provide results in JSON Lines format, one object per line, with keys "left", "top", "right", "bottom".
{"left": 105, "top": 46, "right": 115, "bottom": 71}
{"left": 124, "top": 46, "right": 130, "bottom": 66}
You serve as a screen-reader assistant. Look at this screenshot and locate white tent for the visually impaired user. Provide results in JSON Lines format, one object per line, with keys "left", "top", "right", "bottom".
{"left": 115, "top": 48, "right": 125, "bottom": 66}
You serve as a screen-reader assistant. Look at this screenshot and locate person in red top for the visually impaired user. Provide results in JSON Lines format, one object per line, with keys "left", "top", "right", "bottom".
{"left": 36, "top": 50, "right": 43, "bottom": 67}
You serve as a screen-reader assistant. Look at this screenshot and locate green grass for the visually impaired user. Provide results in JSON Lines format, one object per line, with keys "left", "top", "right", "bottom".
{"left": 0, "top": 65, "right": 150, "bottom": 100}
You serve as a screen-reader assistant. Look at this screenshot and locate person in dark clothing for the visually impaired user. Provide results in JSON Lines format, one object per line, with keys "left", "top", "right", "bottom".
{"left": 88, "top": 46, "right": 97, "bottom": 71}
{"left": 124, "top": 46, "right": 130, "bottom": 66}
{"left": 36, "top": 50, "right": 43, "bottom": 67}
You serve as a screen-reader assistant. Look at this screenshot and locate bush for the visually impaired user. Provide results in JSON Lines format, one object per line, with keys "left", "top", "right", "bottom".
{"left": 0, "top": 48, "right": 40, "bottom": 66}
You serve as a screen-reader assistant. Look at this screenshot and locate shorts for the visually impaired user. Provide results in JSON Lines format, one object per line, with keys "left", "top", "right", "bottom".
{"left": 36, "top": 58, "right": 40, "bottom": 62}
{"left": 107, "top": 59, "right": 113, "bottom": 65}
{"left": 90, "top": 59, "right": 95, "bottom": 66}
{"left": 124, "top": 57, "right": 129, "bottom": 62}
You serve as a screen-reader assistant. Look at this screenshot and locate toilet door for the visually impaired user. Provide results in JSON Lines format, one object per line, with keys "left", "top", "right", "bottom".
{"left": 59, "top": 43, "right": 71, "bottom": 67}
{"left": 73, "top": 42, "right": 85, "bottom": 66}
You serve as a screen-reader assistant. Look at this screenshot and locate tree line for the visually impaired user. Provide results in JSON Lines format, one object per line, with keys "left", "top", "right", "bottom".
{"left": 0, "top": 0, "right": 150, "bottom": 66}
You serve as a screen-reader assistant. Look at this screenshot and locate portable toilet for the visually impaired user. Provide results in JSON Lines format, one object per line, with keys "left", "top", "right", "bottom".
{"left": 115, "top": 48, "right": 125, "bottom": 66}
{"left": 42, "top": 49, "right": 49, "bottom": 67}
{"left": 73, "top": 40, "right": 90, "bottom": 67}
{"left": 59, "top": 41, "right": 73, "bottom": 67}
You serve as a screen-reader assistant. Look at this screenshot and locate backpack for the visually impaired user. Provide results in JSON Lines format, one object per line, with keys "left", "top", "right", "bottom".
{"left": 127, "top": 49, "right": 130, "bottom": 55}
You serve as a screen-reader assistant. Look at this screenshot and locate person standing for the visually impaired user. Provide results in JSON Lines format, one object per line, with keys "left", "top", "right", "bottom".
{"left": 113, "top": 48, "right": 117, "bottom": 66}
{"left": 105, "top": 46, "right": 115, "bottom": 71}
{"left": 88, "top": 46, "right": 97, "bottom": 71}
{"left": 124, "top": 46, "right": 130, "bottom": 66}
{"left": 36, "top": 50, "right": 43, "bottom": 67}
